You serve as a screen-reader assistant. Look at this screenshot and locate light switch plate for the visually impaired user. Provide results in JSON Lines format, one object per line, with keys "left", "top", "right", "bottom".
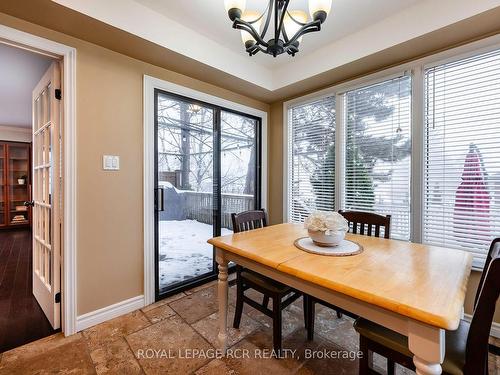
{"left": 103, "top": 155, "right": 120, "bottom": 170}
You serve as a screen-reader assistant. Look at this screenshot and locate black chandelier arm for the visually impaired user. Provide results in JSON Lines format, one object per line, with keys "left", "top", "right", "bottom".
{"left": 276, "top": 0, "right": 290, "bottom": 42}
{"left": 260, "top": 0, "right": 274, "bottom": 40}
{"left": 233, "top": 19, "right": 269, "bottom": 47}
{"left": 246, "top": 44, "right": 266, "bottom": 56}
{"left": 286, "top": 10, "right": 308, "bottom": 27}
{"left": 282, "top": 8, "right": 321, "bottom": 45}
{"left": 282, "top": 27, "right": 290, "bottom": 44}
{"left": 286, "top": 43, "right": 299, "bottom": 56}
{"left": 284, "top": 20, "right": 321, "bottom": 47}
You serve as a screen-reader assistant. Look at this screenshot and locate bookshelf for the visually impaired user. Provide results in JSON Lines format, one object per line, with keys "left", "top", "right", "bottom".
{"left": 0, "top": 142, "right": 31, "bottom": 228}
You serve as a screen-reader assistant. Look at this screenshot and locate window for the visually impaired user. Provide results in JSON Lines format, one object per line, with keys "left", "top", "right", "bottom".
{"left": 343, "top": 76, "right": 412, "bottom": 240}
{"left": 285, "top": 38, "right": 500, "bottom": 266}
{"left": 423, "top": 48, "right": 500, "bottom": 266}
{"left": 287, "top": 96, "right": 335, "bottom": 222}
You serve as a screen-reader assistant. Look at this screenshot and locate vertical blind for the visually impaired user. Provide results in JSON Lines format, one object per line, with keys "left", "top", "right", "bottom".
{"left": 288, "top": 96, "right": 336, "bottom": 222}
{"left": 423, "top": 48, "right": 500, "bottom": 266}
{"left": 343, "top": 76, "right": 412, "bottom": 240}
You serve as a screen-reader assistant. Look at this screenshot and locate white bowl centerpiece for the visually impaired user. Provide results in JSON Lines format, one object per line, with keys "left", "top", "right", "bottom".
{"left": 304, "top": 211, "right": 349, "bottom": 247}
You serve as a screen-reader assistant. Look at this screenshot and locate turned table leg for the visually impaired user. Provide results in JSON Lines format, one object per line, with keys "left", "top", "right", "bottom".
{"left": 408, "top": 321, "right": 444, "bottom": 375}
{"left": 216, "top": 249, "right": 229, "bottom": 353}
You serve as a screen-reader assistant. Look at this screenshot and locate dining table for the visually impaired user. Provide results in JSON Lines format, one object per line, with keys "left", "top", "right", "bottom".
{"left": 208, "top": 223, "right": 473, "bottom": 375}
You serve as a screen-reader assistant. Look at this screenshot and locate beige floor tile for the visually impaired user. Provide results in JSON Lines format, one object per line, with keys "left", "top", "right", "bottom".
{"left": 83, "top": 310, "right": 151, "bottom": 351}
{"left": 244, "top": 299, "right": 306, "bottom": 338}
{"left": 0, "top": 332, "right": 83, "bottom": 364}
{"left": 192, "top": 305, "right": 262, "bottom": 348}
{"left": 194, "top": 358, "right": 237, "bottom": 375}
{"left": 0, "top": 334, "right": 95, "bottom": 375}
{"left": 2, "top": 278, "right": 497, "bottom": 375}
{"left": 141, "top": 292, "right": 187, "bottom": 313}
{"left": 126, "top": 315, "right": 213, "bottom": 374}
{"left": 310, "top": 305, "right": 346, "bottom": 336}
{"left": 185, "top": 279, "right": 218, "bottom": 295}
{"left": 296, "top": 339, "right": 359, "bottom": 375}
{"left": 315, "top": 317, "right": 358, "bottom": 352}
{"left": 170, "top": 285, "right": 218, "bottom": 324}
{"left": 89, "top": 337, "right": 143, "bottom": 375}
{"left": 212, "top": 328, "right": 311, "bottom": 375}
{"left": 489, "top": 353, "right": 499, "bottom": 375}
{"left": 143, "top": 303, "right": 177, "bottom": 324}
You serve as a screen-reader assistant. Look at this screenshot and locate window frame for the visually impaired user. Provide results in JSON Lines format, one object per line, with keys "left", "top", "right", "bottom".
{"left": 154, "top": 88, "right": 263, "bottom": 299}
{"left": 283, "top": 33, "right": 500, "bottom": 270}
{"left": 341, "top": 74, "right": 413, "bottom": 241}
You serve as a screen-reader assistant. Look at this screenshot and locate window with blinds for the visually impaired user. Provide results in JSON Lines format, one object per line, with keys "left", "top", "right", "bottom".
{"left": 287, "top": 96, "right": 336, "bottom": 222}
{"left": 423, "top": 48, "right": 500, "bottom": 266}
{"left": 343, "top": 76, "right": 412, "bottom": 240}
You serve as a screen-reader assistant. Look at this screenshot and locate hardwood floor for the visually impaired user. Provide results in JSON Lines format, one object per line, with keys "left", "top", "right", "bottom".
{"left": 0, "top": 229, "right": 56, "bottom": 353}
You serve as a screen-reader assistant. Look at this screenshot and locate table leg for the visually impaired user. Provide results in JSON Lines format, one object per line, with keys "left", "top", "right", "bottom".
{"left": 408, "top": 321, "right": 444, "bottom": 375}
{"left": 216, "top": 250, "right": 229, "bottom": 353}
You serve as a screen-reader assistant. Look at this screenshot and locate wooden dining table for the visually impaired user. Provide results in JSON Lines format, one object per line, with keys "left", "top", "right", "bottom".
{"left": 208, "top": 223, "right": 473, "bottom": 375}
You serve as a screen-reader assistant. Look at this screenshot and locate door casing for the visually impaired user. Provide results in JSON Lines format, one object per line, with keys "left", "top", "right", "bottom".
{"left": 0, "top": 24, "right": 77, "bottom": 335}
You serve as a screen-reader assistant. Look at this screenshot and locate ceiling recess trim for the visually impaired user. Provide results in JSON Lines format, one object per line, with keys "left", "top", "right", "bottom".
{"left": 52, "top": 0, "right": 500, "bottom": 91}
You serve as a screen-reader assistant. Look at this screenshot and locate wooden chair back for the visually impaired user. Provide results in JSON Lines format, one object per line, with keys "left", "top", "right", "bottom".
{"left": 231, "top": 209, "right": 268, "bottom": 233}
{"left": 474, "top": 238, "right": 500, "bottom": 308}
{"left": 465, "top": 241, "right": 500, "bottom": 374}
{"left": 338, "top": 210, "right": 391, "bottom": 239}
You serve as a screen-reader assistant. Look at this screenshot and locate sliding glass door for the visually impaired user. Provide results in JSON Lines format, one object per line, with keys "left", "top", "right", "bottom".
{"left": 154, "top": 90, "right": 261, "bottom": 298}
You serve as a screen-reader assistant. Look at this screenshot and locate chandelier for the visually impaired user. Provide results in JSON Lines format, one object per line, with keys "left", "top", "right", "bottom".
{"left": 224, "top": 0, "right": 332, "bottom": 57}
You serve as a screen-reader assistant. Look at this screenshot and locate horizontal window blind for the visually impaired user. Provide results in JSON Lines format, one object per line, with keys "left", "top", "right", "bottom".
{"left": 288, "top": 96, "right": 336, "bottom": 222}
{"left": 424, "top": 48, "right": 500, "bottom": 267}
{"left": 343, "top": 76, "right": 412, "bottom": 240}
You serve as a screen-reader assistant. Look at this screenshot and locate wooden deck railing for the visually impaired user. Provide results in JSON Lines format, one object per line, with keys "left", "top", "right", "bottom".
{"left": 183, "top": 191, "right": 254, "bottom": 229}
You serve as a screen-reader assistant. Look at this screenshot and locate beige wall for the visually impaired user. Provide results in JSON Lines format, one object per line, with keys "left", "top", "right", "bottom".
{"left": 0, "top": 12, "right": 269, "bottom": 316}
{"left": 268, "top": 102, "right": 284, "bottom": 225}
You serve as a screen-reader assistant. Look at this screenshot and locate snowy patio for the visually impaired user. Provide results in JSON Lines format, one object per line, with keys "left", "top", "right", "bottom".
{"left": 158, "top": 219, "right": 231, "bottom": 288}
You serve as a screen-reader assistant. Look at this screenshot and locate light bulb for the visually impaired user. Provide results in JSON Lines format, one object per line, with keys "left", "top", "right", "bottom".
{"left": 283, "top": 10, "right": 308, "bottom": 43}
{"left": 308, "top": 0, "right": 332, "bottom": 23}
{"left": 225, "top": 0, "right": 246, "bottom": 20}
{"left": 240, "top": 11, "right": 262, "bottom": 48}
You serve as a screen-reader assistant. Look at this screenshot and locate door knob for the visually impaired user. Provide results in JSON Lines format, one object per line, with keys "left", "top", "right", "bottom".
{"left": 24, "top": 201, "right": 34, "bottom": 207}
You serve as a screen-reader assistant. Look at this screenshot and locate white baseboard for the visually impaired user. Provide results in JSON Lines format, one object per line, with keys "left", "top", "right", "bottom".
{"left": 464, "top": 314, "right": 500, "bottom": 339}
{"left": 75, "top": 295, "right": 145, "bottom": 332}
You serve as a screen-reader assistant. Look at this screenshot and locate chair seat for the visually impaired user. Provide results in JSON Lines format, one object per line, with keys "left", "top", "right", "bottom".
{"left": 354, "top": 318, "right": 468, "bottom": 375}
{"left": 241, "top": 270, "right": 292, "bottom": 294}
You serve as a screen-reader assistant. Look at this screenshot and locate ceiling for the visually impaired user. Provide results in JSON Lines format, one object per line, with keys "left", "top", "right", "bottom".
{"left": 0, "top": 43, "right": 54, "bottom": 128}
{"left": 135, "top": 0, "right": 421, "bottom": 69}
{"left": 51, "top": 0, "right": 500, "bottom": 92}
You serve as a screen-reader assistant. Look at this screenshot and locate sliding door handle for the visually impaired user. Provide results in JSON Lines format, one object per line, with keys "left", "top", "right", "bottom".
{"left": 155, "top": 188, "right": 165, "bottom": 212}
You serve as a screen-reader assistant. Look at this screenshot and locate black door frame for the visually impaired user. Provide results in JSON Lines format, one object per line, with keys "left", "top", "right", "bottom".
{"left": 154, "top": 89, "right": 262, "bottom": 300}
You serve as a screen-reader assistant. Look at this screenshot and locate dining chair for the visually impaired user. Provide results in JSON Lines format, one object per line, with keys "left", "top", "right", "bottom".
{"left": 338, "top": 210, "right": 392, "bottom": 239}
{"left": 354, "top": 238, "right": 500, "bottom": 375}
{"left": 231, "top": 209, "right": 308, "bottom": 352}
{"left": 305, "top": 210, "right": 392, "bottom": 340}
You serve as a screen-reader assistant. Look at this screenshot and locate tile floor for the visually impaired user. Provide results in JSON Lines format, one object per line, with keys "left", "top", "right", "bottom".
{"left": 0, "top": 279, "right": 498, "bottom": 374}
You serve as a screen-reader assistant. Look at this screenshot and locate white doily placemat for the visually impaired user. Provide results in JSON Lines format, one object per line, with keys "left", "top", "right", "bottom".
{"left": 294, "top": 237, "right": 363, "bottom": 256}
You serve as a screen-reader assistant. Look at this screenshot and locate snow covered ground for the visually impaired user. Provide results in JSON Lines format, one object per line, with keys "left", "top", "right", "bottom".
{"left": 158, "top": 219, "right": 232, "bottom": 290}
